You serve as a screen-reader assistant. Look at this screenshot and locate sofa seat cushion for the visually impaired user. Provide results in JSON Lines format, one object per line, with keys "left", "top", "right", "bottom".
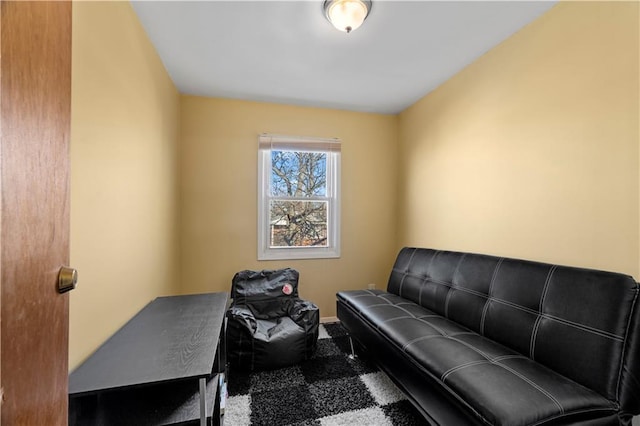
{"left": 338, "top": 289, "right": 618, "bottom": 426}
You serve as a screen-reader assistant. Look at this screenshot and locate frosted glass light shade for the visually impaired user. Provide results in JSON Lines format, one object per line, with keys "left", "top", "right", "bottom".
{"left": 324, "top": 0, "right": 371, "bottom": 33}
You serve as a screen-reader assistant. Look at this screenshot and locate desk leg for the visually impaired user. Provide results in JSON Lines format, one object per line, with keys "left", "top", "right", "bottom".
{"left": 199, "top": 377, "right": 207, "bottom": 426}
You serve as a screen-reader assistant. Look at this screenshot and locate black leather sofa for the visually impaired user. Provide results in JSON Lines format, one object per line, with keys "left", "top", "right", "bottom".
{"left": 337, "top": 248, "right": 640, "bottom": 425}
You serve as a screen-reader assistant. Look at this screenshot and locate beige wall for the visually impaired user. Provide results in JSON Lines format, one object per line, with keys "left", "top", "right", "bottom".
{"left": 179, "top": 97, "right": 398, "bottom": 317}
{"left": 69, "top": 1, "right": 180, "bottom": 369}
{"left": 68, "top": 0, "right": 639, "bottom": 368}
{"left": 398, "top": 1, "right": 639, "bottom": 279}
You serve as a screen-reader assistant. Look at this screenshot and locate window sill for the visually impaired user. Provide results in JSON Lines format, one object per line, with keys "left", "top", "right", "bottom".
{"left": 258, "top": 247, "right": 340, "bottom": 261}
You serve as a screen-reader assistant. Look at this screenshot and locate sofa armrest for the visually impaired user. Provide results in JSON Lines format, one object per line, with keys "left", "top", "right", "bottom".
{"left": 619, "top": 285, "right": 640, "bottom": 419}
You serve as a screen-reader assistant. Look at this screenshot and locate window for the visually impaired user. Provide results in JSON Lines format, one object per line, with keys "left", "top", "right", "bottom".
{"left": 258, "top": 134, "right": 340, "bottom": 260}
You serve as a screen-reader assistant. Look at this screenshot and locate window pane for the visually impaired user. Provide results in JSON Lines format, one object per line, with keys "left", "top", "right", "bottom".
{"left": 271, "top": 151, "right": 327, "bottom": 197}
{"left": 269, "top": 200, "right": 328, "bottom": 247}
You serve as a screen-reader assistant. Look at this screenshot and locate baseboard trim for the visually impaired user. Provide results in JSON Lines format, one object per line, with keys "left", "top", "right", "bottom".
{"left": 320, "top": 316, "right": 338, "bottom": 323}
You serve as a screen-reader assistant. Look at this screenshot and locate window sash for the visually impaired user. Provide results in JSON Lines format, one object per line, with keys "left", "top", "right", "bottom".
{"left": 270, "top": 150, "right": 329, "bottom": 198}
{"left": 269, "top": 200, "right": 329, "bottom": 248}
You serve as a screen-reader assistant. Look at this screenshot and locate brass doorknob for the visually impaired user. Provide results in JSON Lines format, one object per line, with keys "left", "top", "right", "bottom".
{"left": 58, "top": 266, "right": 78, "bottom": 294}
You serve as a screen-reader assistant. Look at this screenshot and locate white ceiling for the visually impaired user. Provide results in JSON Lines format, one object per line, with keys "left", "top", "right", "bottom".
{"left": 131, "top": 1, "right": 557, "bottom": 114}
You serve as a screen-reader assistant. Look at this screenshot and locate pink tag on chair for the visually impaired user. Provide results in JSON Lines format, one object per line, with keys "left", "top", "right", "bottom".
{"left": 282, "top": 283, "right": 293, "bottom": 295}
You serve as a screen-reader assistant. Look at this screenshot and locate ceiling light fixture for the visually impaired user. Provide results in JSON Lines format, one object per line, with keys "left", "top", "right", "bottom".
{"left": 323, "top": 0, "right": 372, "bottom": 34}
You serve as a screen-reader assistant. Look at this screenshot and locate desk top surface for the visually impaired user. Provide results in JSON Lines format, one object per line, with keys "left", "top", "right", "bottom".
{"left": 69, "top": 292, "right": 228, "bottom": 396}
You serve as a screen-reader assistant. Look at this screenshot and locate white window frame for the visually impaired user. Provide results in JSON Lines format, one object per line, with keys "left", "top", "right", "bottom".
{"left": 258, "top": 133, "right": 341, "bottom": 261}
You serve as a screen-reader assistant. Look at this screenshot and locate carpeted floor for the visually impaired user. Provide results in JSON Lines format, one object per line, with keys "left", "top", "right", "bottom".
{"left": 224, "top": 322, "right": 426, "bottom": 426}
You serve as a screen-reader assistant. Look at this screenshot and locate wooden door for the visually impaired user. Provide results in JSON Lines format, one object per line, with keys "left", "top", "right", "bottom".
{"left": 0, "top": 1, "right": 72, "bottom": 425}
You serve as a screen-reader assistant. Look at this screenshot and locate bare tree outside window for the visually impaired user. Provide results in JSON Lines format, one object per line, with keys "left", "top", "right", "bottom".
{"left": 269, "top": 151, "right": 328, "bottom": 247}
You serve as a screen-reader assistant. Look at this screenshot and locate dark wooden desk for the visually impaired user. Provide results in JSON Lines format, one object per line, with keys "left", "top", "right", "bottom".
{"left": 69, "top": 292, "right": 228, "bottom": 426}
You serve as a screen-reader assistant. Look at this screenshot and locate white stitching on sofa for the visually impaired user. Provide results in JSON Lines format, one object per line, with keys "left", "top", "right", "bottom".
{"left": 397, "top": 272, "right": 407, "bottom": 299}
{"left": 441, "top": 354, "right": 526, "bottom": 382}
{"left": 398, "top": 248, "right": 418, "bottom": 298}
{"left": 498, "top": 361, "right": 565, "bottom": 414}
{"left": 392, "top": 303, "right": 422, "bottom": 318}
{"left": 441, "top": 360, "right": 489, "bottom": 381}
{"left": 419, "top": 250, "right": 438, "bottom": 308}
{"left": 349, "top": 292, "right": 379, "bottom": 298}
{"left": 542, "top": 312, "right": 623, "bottom": 341}
{"left": 444, "top": 254, "right": 467, "bottom": 319}
{"left": 447, "top": 335, "right": 493, "bottom": 359}
{"left": 401, "top": 332, "right": 515, "bottom": 355}
{"left": 396, "top": 301, "right": 423, "bottom": 308}
{"left": 481, "top": 258, "right": 503, "bottom": 336}
{"left": 400, "top": 320, "right": 490, "bottom": 357}
{"left": 440, "top": 355, "right": 565, "bottom": 415}
{"left": 382, "top": 315, "right": 415, "bottom": 324}
{"left": 402, "top": 334, "right": 444, "bottom": 350}
{"left": 487, "top": 295, "right": 622, "bottom": 341}
{"left": 529, "top": 265, "right": 557, "bottom": 359}
{"left": 529, "top": 317, "right": 542, "bottom": 360}
{"left": 440, "top": 355, "right": 527, "bottom": 382}
{"left": 378, "top": 296, "right": 393, "bottom": 305}
{"left": 538, "top": 265, "right": 556, "bottom": 312}
{"left": 412, "top": 316, "right": 448, "bottom": 335}
{"left": 362, "top": 303, "right": 396, "bottom": 309}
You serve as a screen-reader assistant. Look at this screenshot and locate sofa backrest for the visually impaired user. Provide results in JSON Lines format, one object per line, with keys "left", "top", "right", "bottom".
{"left": 387, "top": 247, "right": 640, "bottom": 413}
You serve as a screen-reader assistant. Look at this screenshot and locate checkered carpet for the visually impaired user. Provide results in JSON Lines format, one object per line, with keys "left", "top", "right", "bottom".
{"left": 224, "top": 322, "right": 425, "bottom": 426}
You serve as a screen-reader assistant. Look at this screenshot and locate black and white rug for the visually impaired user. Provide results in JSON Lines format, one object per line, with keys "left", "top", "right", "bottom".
{"left": 224, "top": 322, "right": 425, "bottom": 426}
